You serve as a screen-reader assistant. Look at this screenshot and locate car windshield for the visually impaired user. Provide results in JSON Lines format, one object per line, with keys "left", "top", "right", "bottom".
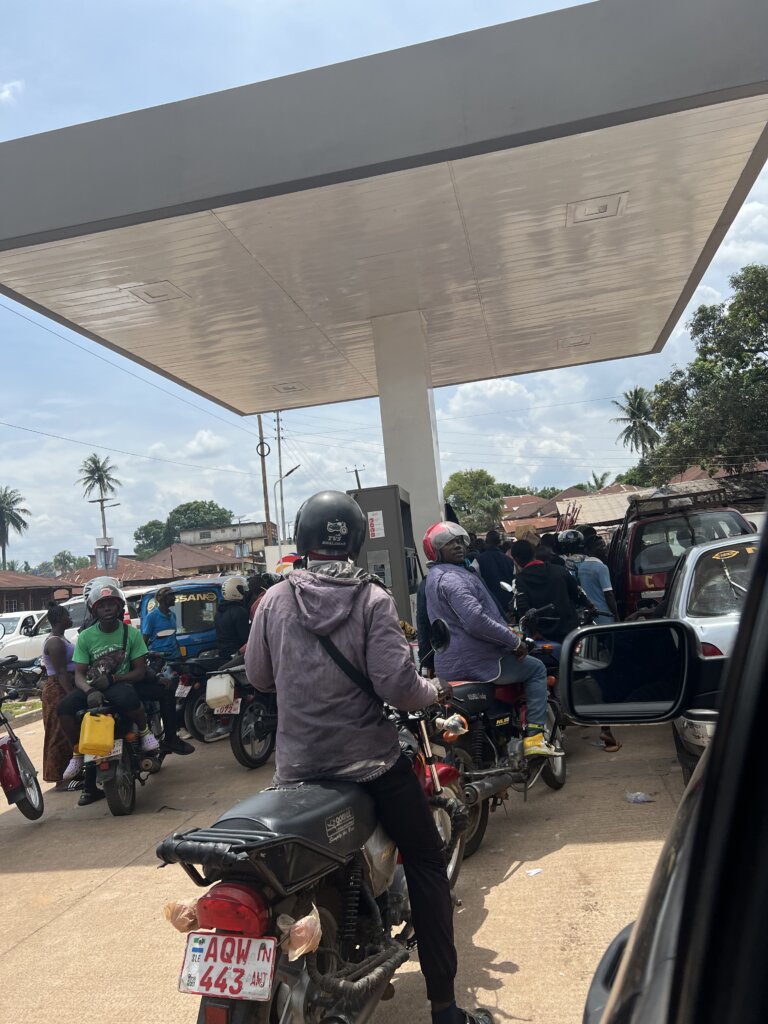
{"left": 687, "top": 542, "right": 759, "bottom": 617}
{"left": 175, "top": 591, "right": 218, "bottom": 634}
{"left": 632, "top": 511, "right": 750, "bottom": 575}
{"left": 0, "top": 617, "right": 21, "bottom": 633}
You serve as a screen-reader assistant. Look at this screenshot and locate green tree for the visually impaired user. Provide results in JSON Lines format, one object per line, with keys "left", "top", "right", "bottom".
{"left": 22, "top": 561, "right": 31, "bottom": 574}
{"left": 649, "top": 264, "right": 768, "bottom": 481}
{"left": 78, "top": 453, "right": 121, "bottom": 538}
{"left": 73, "top": 555, "right": 90, "bottom": 569}
{"left": 611, "top": 387, "right": 660, "bottom": 456}
{"left": 167, "top": 501, "right": 233, "bottom": 532}
{"left": 52, "top": 550, "right": 77, "bottom": 573}
{"left": 133, "top": 519, "right": 168, "bottom": 559}
{"left": 444, "top": 469, "right": 507, "bottom": 534}
{"left": 586, "top": 471, "right": 610, "bottom": 492}
{"left": 35, "top": 561, "right": 55, "bottom": 577}
{"left": 613, "top": 460, "right": 655, "bottom": 487}
{"left": 6, "top": 559, "right": 19, "bottom": 572}
{"left": 0, "top": 487, "right": 30, "bottom": 571}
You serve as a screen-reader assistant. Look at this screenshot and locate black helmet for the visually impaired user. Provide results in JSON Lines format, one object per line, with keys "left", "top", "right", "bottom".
{"left": 557, "top": 529, "right": 585, "bottom": 554}
{"left": 294, "top": 491, "right": 367, "bottom": 560}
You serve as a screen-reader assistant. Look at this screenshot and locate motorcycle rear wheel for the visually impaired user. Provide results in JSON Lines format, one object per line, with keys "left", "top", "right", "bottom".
{"left": 229, "top": 701, "right": 276, "bottom": 769}
{"left": 15, "top": 746, "right": 44, "bottom": 820}
{"left": 185, "top": 692, "right": 225, "bottom": 743}
{"left": 103, "top": 748, "right": 136, "bottom": 816}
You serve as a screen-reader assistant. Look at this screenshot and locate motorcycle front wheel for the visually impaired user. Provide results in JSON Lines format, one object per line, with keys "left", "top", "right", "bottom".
{"left": 14, "top": 746, "right": 44, "bottom": 820}
{"left": 541, "top": 703, "right": 567, "bottom": 791}
{"left": 184, "top": 692, "right": 225, "bottom": 743}
{"left": 432, "top": 779, "right": 467, "bottom": 887}
{"left": 102, "top": 748, "right": 136, "bottom": 816}
{"left": 229, "top": 701, "right": 276, "bottom": 769}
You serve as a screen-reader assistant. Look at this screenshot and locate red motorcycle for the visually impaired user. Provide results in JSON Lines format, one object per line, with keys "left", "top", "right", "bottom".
{"left": 0, "top": 679, "right": 44, "bottom": 820}
{"left": 157, "top": 704, "right": 465, "bottom": 1023}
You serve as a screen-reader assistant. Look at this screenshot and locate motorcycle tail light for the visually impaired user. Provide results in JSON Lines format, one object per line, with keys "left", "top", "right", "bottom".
{"left": 179, "top": 674, "right": 191, "bottom": 685}
{"left": 701, "top": 643, "right": 724, "bottom": 657}
{"left": 203, "top": 1004, "right": 230, "bottom": 1024}
{"left": 196, "top": 883, "right": 269, "bottom": 936}
{"left": 546, "top": 675, "right": 557, "bottom": 689}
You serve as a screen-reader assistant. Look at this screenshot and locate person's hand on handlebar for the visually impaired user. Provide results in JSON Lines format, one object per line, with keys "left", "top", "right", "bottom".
{"left": 434, "top": 681, "right": 454, "bottom": 704}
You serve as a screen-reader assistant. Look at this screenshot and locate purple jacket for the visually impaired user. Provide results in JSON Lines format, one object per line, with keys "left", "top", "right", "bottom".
{"left": 425, "top": 562, "right": 521, "bottom": 681}
{"left": 245, "top": 567, "right": 437, "bottom": 783}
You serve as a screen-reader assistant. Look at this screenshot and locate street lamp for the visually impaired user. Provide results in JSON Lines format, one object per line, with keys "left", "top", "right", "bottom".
{"left": 274, "top": 465, "right": 300, "bottom": 566}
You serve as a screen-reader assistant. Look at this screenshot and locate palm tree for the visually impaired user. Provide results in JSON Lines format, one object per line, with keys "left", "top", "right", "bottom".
{"left": 78, "top": 454, "right": 121, "bottom": 539}
{"left": 587, "top": 471, "right": 610, "bottom": 493}
{"left": 0, "top": 488, "right": 30, "bottom": 571}
{"left": 611, "top": 387, "right": 660, "bottom": 455}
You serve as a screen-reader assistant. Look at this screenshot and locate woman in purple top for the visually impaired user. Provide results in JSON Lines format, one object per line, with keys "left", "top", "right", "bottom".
{"left": 41, "top": 604, "right": 76, "bottom": 789}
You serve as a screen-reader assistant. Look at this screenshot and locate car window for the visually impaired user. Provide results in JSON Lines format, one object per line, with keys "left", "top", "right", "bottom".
{"left": 632, "top": 512, "right": 750, "bottom": 575}
{"left": 0, "top": 616, "right": 21, "bottom": 633}
{"left": 126, "top": 597, "right": 143, "bottom": 621}
{"left": 687, "top": 544, "right": 759, "bottom": 617}
{"left": 176, "top": 593, "right": 218, "bottom": 634}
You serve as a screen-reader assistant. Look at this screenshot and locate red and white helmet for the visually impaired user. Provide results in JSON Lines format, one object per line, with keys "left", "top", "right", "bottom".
{"left": 422, "top": 522, "right": 470, "bottom": 562}
{"left": 84, "top": 576, "right": 124, "bottom": 612}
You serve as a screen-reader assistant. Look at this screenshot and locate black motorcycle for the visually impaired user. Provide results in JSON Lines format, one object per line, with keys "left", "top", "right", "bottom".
{"left": 157, "top": 704, "right": 467, "bottom": 1023}
{"left": 206, "top": 655, "right": 277, "bottom": 769}
{"left": 434, "top": 605, "right": 567, "bottom": 858}
{"left": 165, "top": 652, "right": 229, "bottom": 743}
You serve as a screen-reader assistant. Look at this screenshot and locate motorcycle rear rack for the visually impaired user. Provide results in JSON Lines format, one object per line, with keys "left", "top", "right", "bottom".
{"left": 157, "top": 825, "right": 349, "bottom": 895}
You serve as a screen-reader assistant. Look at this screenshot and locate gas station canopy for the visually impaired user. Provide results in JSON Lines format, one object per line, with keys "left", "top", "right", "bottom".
{"left": 1, "top": 0, "right": 767, "bottom": 417}
{"left": 2, "top": 0, "right": 768, "bottom": 547}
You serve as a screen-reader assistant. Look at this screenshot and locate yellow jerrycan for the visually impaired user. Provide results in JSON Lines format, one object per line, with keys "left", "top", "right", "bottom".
{"left": 79, "top": 711, "right": 115, "bottom": 757}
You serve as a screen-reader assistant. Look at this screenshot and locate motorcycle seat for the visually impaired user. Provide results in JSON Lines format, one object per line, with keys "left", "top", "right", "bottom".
{"left": 1, "top": 657, "right": 39, "bottom": 670}
{"left": 212, "top": 781, "right": 377, "bottom": 858}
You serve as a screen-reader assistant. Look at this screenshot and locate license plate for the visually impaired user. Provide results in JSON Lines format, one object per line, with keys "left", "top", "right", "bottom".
{"left": 214, "top": 699, "right": 242, "bottom": 715}
{"left": 175, "top": 683, "right": 192, "bottom": 698}
{"left": 179, "top": 931, "right": 277, "bottom": 1001}
{"left": 84, "top": 738, "right": 123, "bottom": 763}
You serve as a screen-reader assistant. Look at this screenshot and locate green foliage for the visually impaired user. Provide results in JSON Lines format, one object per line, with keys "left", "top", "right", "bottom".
{"left": 5, "top": 559, "right": 19, "bottom": 572}
{"left": 611, "top": 387, "right": 660, "bottom": 456}
{"left": 34, "top": 561, "right": 55, "bottom": 577}
{"left": 22, "top": 561, "right": 31, "bottom": 574}
{"left": 78, "top": 454, "right": 121, "bottom": 498}
{"left": 613, "top": 460, "right": 655, "bottom": 487}
{"left": 444, "top": 469, "right": 507, "bottom": 534}
{"left": 648, "top": 264, "right": 768, "bottom": 482}
{"left": 133, "top": 502, "right": 233, "bottom": 558}
{"left": 0, "top": 486, "right": 30, "bottom": 571}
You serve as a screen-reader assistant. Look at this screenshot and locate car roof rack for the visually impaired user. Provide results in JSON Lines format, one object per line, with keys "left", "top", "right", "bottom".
{"left": 626, "top": 485, "right": 729, "bottom": 520}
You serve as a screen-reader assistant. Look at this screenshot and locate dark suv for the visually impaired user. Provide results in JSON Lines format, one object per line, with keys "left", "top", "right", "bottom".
{"left": 606, "top": 488, "right": 753, "bottom": 618}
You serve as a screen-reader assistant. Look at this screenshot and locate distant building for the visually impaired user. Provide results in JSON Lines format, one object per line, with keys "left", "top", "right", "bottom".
{"left": 0, "top": 571, "right": 74, "bottom": 612}
{"left": 56, "top": 557, "right": 174, "bottom": 594}
{"left": 149, "top": 542, "right": 263, "bottom": 575}
{"left": 178, "top": 520, "right": 277, "bottom": 564}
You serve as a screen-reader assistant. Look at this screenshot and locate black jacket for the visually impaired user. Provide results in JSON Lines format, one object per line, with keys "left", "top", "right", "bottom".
{"left": 215, "top": 601, "right": 251, "bottom": 658}
{"left": 476, "top": 546, "right": 516, "bottom": 610}
{"left": 513, "top": 560, "right": 580, "bottom": 641}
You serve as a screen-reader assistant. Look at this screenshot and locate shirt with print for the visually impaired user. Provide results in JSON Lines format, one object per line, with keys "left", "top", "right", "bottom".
{"left": 142, "top": 607, "right": 180, "bottom": 658}
{"left": 73, "top": 623, "right": 148, "bottom": 681}
{"left": 567, "top": 555, "right": 614, "bottom": 617}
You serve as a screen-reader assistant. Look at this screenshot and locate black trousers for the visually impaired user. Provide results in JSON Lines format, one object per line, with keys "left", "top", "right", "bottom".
{"left": 134, "top": 678, "right": 178, "bottom": 737}
{"left": 362, "top": 755, "right": 457, "bottom": 1004}
{"left": 58, "top": 678, "right": 178, "bottom": 737}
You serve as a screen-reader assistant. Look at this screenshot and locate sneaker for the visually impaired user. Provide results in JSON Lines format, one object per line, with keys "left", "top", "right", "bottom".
{"left": 78, "top": 789, "right": 106, "bottom": 807}
{"left": 523, "top": 732, "right": 564, "bottom": 758}
{"left": 140, "top": 731, "right": 160, "bottom": 753}
{"left": 462, "top": 1011, "right": 494, "bottom": 1024}
{"left": 63, "top": 754, "right": 84, "bottom": 781}
{"left": 161, "top": 736, "right": 195, "bottom": 755}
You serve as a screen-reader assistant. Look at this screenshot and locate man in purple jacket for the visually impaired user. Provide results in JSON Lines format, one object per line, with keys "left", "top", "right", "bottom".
{"left": 246, "top": 491, "right": 492, "bottom": 1024}
{"left": 423, "top": 521, "right": 561, "bottom": 759}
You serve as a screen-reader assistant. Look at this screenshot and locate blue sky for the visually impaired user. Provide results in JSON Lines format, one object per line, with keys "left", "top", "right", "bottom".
{"left": 1, "top": 0, "right": 767, "bottom": 565}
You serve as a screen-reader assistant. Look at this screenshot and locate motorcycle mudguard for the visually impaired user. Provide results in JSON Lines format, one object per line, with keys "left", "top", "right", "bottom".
{"left": 424, "top": 762, "right": 460, "bottom": 794}
{"left": 96, "top": 760, "right": 118, "bottom": 783}
{"left": 0, "top": 734, "right": 22, "bottom": 797}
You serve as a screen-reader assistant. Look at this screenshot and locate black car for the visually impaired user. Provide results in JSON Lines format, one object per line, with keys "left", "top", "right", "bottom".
{"left": 558, "top": 517, "right": 768, "bottom": 1024}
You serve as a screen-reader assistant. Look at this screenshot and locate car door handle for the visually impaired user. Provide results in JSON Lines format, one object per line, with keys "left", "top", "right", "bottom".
{"left": 583, "top": 922, "right": 634, "bottom": 1024}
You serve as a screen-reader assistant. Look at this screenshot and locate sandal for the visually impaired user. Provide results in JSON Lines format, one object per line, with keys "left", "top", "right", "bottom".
{"left": 600, "top": 730, "right": 623, "bottom": 753}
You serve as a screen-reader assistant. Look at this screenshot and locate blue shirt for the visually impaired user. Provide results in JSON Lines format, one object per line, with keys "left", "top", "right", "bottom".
{"left": 567, "top": 556, "right": 614, "bottom": 618}
{"left": 142, "top": 607, "right": 180, "bottom": 658}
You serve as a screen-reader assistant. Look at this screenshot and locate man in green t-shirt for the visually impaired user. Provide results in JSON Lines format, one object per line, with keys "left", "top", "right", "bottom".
{"left": 58, "top": 579, "right": 162, "bottom": 791}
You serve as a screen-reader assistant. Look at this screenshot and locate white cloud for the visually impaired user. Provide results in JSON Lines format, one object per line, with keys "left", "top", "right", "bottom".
{"left": 180, "top": 429, "right": 230, "bottom": 458}
{"left": 0, "top": 80, "right": 23, "bottom": 103}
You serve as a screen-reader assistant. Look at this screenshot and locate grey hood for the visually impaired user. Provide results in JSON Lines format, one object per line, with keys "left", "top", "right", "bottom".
{"left": 288, "top": 567, "right": 370, "bottom": 636}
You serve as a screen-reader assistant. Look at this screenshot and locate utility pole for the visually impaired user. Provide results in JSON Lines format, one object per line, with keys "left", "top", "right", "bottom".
{"left": 346, "top": 465, "right": 365, "bottom": 490}
{"left": 257, "top": 415, "right": 272, "bottom": 544}
{"left": 276, "top": 411, "right": 287, "bottom": 544}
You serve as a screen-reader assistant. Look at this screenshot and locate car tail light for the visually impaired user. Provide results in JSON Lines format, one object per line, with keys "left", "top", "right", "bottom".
{"left": 701, "top": 643, "right": 724, "bottom": 657}
{"left": 196, "top": 883, "right": 269, "bottom": 936}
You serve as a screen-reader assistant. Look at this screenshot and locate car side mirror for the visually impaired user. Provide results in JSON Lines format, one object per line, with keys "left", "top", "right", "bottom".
{"left": 155, "top": 629, "right": 176, "bottom": 638}
{"left": 560, "top": 620, "right": 699, "bottom": 724}
{"left": 22, "top": 626, "right": 33, "bottom": 636}
{"left": 429, "top": 619, "right": 451, "bottom": 654}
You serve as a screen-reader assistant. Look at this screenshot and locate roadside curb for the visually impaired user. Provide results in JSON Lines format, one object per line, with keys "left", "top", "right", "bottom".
{"left": 7, "top": 709, "right": 43, "bottom": 727}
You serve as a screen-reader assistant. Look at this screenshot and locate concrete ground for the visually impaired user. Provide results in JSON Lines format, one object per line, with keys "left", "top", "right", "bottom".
{"left": 0, "top": 720, "right": 684, "bottom": 1024}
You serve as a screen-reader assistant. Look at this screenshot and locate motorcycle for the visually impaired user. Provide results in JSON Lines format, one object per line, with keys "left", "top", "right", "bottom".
{"left": 164, "top": 650, "right": 229, "bottom": 744}
{"left": 77, "top": 683, "right": 165, "bottom": 817}
{"left": 434, "top": 604, "right": 567, "bottom": 858}
{"left": 204, "top": 654, "right": 277, "bottom": 770}
{"left": 157, "top": 704, "right": 467, "bottom": 1023}
{"left": 0, "top": 679, "right": 44, "bottom": 820}
{"left": 0, "top": 653, "right": 45, "bottom": 695}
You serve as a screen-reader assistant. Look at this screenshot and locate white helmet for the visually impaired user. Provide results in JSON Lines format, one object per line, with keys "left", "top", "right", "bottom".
{"left": 221, "top": 575, "right": 248, "bottom": 602}
{"left": 85, "top": 576, "right": 124, "bottom": 611}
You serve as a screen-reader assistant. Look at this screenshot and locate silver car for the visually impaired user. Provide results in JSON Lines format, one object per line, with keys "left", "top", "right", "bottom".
{"left": 667, "top": 534, "right": 760, "bottom": 782}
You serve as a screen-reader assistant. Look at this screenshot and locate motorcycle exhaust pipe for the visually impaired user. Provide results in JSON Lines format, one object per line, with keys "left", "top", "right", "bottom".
{"left": 464, "top": 771, "right": 521, "bottom": 805}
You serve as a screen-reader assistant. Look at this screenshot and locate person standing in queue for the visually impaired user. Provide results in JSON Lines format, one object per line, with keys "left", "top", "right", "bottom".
{"left": 142, "top": 586, "right": 181, "bottom": 659}
{"left": 246, "top": 491, "right": 492, "bottom": 1024}
{"left": 40, "top": 603, "right": 77, "bottom": 791}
